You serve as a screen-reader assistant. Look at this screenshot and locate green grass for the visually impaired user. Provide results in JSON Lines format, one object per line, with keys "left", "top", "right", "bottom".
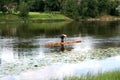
{"left": 29, "top": 12, "right": 67, "bottom": 19}
{"left": 63, "top": 70, "right": 120, "bottom": 80}
{"left": 0, "top": 12, "right": 71, "bottom": 22}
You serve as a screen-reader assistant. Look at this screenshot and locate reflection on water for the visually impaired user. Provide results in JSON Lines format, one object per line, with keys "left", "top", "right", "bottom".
{"left": 0, "top": 21, "right": 120, "bottom": 78}
{"left": 60, "top": 44, "right": 65, "bottom": 52}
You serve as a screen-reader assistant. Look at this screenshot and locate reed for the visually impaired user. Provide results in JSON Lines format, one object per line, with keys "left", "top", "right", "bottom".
{"left": 63, "top": 70, "right": 120, "bottom": 80}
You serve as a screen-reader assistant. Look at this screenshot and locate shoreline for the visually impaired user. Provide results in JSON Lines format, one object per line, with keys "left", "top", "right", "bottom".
{"left": 0, "top": 18, "right": 120, "bottom": 23}
{"left": 79, "top": 17, "right": 120, "bottom": 21}
{"left": 0, "top": 13, "right": 120, "bottom": 23}
{"left": 0, "top": 18, "right": 73, "bottom": 23}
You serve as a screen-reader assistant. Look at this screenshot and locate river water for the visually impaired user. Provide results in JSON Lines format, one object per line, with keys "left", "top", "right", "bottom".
{"left": 0, "top": 21, "right": 120, "bottom": 80}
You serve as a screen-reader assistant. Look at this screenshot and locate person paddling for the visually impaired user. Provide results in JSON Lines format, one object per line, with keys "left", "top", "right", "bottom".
{"left": 45, "top": 34, "right": 81, "bottom": 47}
{"left": 60, "top": 34, "right": 67, "bottom": 42}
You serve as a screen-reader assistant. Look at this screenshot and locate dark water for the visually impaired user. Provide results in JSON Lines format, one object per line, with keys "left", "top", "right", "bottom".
{"left": 0, "top": 21, "right": 120, "bottom": 79}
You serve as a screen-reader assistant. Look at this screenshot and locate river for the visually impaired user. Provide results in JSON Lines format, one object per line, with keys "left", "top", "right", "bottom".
{"left": 0, "top": 21, "right": 120, "bottom": 80}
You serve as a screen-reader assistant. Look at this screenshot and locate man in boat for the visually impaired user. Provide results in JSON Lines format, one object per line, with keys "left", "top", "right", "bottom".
{"left": 60, "top": 34, "right": 67, "bottom": 52}
{"left": 60, "top": 34, "right": 67, "bottom": 42}
{"left": 45, "top": 34, "right": 80, "bottom": 47}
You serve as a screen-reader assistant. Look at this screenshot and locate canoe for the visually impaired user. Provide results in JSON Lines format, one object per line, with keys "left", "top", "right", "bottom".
{"left": 45, "top": 40, "right": 81, "bottom": 47}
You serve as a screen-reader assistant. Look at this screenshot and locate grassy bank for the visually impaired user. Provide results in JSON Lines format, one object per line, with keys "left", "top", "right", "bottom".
{"left": 0, "top": 12, "right": 119, "bottom": 22}
{"left": 63, "top": 70, "right": 120, "bottom": 80}
{"left": 29, "top": 12, "right": 68, "bottom": 20}
{"left": 0, "top": 12, "right": 71, "bottom": 22}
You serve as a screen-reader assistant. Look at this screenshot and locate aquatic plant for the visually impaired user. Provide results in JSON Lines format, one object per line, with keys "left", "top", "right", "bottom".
{"left": 0, "top": 48, "right": 120, "bottom": 76}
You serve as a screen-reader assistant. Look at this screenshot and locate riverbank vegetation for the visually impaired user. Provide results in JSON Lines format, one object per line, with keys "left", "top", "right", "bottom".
{"left": 62, "top": 0, "right": 120, "bottom": 20}
{"left": 0, "top": 0, "right": 120, "bottom": 21}
{"left": 63, "top": 70, "right": 120, "bottom": 80}
{"left": 0, "top": 11, "right": 71, "bottom": 22}
{"left": 0, "top": 12, "right": 69, "bottom": 22}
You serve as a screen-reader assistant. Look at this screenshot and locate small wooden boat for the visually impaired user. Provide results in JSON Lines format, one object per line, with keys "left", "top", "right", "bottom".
{"left": 45, "top": 40, "right": 81, "bottom": 47}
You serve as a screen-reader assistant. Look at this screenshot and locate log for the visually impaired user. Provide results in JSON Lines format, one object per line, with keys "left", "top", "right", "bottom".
{"left": 45, "top": 40, "right": 81, "bottom": 47}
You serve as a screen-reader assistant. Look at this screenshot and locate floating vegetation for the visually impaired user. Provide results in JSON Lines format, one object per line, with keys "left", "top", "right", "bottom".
{"left": 0, "top": 48, "right": 120, "bottom": 76}
{"left": 90, "top": 48, "right": 120, "bottom": 59}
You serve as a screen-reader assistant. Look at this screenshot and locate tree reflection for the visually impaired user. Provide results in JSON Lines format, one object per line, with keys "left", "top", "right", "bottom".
{"left": 0, "top": 21, "right": 120, "bottom": 59}
{"left": 0, "top": 21, "right": 119, "bottom": 38}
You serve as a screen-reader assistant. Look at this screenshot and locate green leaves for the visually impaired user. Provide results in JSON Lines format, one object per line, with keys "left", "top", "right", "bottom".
{"left": 62, "top": 0, "right": 79, "bottom": 20}
{"left": 18, "top": 2, "right": 29, "bottom": 20}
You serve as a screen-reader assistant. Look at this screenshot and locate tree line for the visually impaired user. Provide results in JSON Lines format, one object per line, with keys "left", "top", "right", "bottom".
{"left": 62, "top": 0, "right": 120, "bottom": 19}
{"left": 0, "top": 0, "right": 120, "bottom": 19}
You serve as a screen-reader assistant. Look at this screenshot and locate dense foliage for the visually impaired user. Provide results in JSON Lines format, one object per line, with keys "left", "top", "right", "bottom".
{"left": 0, "top": 0, "right": 120, "bottom": 19}
{"left": 19, "top": 2, "right": 29, "bottom": 19}
{"left": 78, "top": 0, "right": 99, "bottom": 18}
{"left": 62, "top": 0, "right": 79, "bottom": 19}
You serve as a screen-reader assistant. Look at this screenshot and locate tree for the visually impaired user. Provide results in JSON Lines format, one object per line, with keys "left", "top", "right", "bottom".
{"left": 44, "top": 0, "right": 60, "bottom": 12}
{"left": 58, "top": 0, "right": 66, "bottom": 11}
{"left": 78, "top": 0, "right": 88, "bottom": 18}
{"left": 87, "top": 0, "right": 99, "bottom": 17}
{"left": 29, "top": 0, "right": 45, "bottom": 12}
{"left": 19, "top": 1, "right": 29, "bottom": 21}
{"left": 62, "top": 0, "right": 79, "bottom": 19}
{"left": 79, "top": 0, "right": 98, "bottom": 18}
{"left": 98, "top": 0, "right": 111, "bottom": 15}
{"left": 110, "top": 0, "right": 120, "bottom": 16}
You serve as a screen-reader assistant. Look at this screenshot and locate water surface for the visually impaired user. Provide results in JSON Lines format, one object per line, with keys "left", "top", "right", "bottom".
{"left": 0, "top": 21, "right": 120, "bottom": 79}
